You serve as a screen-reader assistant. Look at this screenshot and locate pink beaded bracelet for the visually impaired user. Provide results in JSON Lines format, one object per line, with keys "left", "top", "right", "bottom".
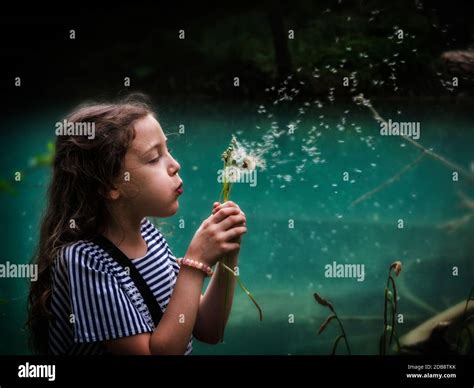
{"left": 177, "top": 257, "right": 214, "bottom": 277}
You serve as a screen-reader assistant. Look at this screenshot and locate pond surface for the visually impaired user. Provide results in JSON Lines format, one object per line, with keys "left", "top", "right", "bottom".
{"left": 0, "top": 98, "right": 473, "bottom": 354}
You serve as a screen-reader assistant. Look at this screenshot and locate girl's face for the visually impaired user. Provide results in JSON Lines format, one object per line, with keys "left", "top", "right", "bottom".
{"left": 115, "top": 114, "right": 182, "bottom": 218}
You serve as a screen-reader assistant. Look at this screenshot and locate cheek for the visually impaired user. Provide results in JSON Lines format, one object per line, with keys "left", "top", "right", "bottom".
{"left": 143, "top": 168, "right": 170, "bottom": 195}
{"left": 125, "top": 164, "right": 173, "bottom": 202}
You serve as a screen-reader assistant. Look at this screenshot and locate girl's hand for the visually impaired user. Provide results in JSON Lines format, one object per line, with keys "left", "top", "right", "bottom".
{"left": 212, "top": 201, "right": 246, "bottom": 244}
{"left": 211, "top": 201, "right": 245, "bottom": 221}
{"left": 185, "top": 201, "right": 247, "bottom": 267}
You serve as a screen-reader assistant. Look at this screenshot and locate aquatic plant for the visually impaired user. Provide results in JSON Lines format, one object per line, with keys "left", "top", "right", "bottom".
{"left": 380, "top": 261, "right": 402, "bottom": 355}
{"left": 28, "top": 141, "right": 55, "bottom": 168}
{"left": 314, "top": 292, "right": 351, "bottom": 355}
{"left": 0, "top": 180, "right": 16, "bottom": 194}
{"left": 456, "top": 286, "right": 474, "bottom": 354}
{"left": 217, "top": 136, "right": 264, "bottom": 340}
{"left": 0, "top": 141, "right": 55, "bottom": 195}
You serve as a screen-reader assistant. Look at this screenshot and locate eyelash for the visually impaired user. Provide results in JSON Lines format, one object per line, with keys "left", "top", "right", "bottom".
{"left": 148, "top": 148, "right": 172, "bottom": 164}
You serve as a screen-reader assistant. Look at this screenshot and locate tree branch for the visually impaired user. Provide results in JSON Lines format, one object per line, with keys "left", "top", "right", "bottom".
{"left": 355, "top": 94, "right": 474, "bottom": 183}
{"left": 350, "top": 151, "right": 427, "bottom": 207}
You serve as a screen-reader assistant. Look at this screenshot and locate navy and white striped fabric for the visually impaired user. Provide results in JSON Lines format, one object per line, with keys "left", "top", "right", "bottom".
{"left": 49, "top": 218, "right": 193, "bottom": 355}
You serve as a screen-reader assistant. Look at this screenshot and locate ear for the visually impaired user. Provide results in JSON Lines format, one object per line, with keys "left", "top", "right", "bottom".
{"left": 100, "top": 184, "right": 121, "bottom": 201}
{"left": 108, "top": 188, "right": 121, "bottom": 200}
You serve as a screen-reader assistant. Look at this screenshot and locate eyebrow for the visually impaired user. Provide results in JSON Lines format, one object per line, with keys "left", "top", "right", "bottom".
{"left": 143, "top": 138, "right": 168, "bottom": 155}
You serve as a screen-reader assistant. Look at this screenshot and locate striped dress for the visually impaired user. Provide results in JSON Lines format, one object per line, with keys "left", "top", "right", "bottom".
{"left": 48, "top": 218, "right": 193, "bottom": 355}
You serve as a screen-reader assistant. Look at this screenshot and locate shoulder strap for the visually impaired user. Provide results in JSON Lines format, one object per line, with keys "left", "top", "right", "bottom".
{"left": 91, "top": 235, "right": 163, "bottom": 326}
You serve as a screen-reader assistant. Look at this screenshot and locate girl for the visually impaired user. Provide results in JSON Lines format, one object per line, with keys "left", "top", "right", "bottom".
{"left": 27, "top": 95, "right": 247, "bottom": 355}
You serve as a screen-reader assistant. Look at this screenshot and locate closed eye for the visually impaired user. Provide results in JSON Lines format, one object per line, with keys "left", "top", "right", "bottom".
{"left": 147, "top": 148, "right": 171, "bottom": 164}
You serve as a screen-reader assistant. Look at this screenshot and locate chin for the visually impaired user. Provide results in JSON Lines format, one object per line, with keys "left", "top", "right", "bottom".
{"left": 169, "top": 204, "right": 179, "bottom": 216}
{"left": 150, "top": 198, "right": 179, "bottom": 218}
{"left": 164, "top": 200, "right": 180, "bottom": 217}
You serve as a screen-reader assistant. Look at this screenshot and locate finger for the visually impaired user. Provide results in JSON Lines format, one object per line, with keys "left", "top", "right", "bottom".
{"left": 222, "top": 226, "right": 247, "bottom": 241}
{"left": 219, "top": 214, "right": 246, "bottom": 231}
{"left": 214, "top": 209, "right": 245, "bottom": 221}
{"left": 221, "top": 242, "right": 241, "bottom": 252}
{"left": 228, "top": 235, "right": 242, "bottom": 243}
{"left": 211, "top": 206, "right": 241, "bottom": 223}
{"left": 234, "top": 212, "right": 246, "bottom": 224}
{"left": 214, "top": 201, "right": 240, "bottom": 209}
{"left": 229, "top": 235, "right": 241, "bottom": 241}
{"left": 212, "top": 205, "right": 225, "bottom": 215}
{"left": 212, "top": 200, "right": 240, "bottom": 214}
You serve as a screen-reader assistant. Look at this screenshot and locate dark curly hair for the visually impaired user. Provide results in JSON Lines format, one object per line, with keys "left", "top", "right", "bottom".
{"left": 27, "top": 95, "right": 153, "bottom": 354}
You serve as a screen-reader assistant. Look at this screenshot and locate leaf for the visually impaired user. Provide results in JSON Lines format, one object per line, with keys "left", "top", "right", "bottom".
{"left": 314, "top": 293, "right": 335, "bottom": 312}
{"left": 220, "top": 260, "right": 264, "bottom": 321}
{"left": 318, "top": 314, "right": 336, "bottom": 334}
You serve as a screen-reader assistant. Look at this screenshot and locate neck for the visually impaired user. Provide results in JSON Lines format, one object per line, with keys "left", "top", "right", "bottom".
{"left": 103, "top": 205, "right": 144, "bottom": 247}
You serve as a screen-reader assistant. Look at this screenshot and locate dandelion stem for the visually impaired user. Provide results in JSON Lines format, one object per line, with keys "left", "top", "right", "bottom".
{"left": 217, "top": 138, "right": 263, "bottom": 341}
{"left": 220, "top": 255, "right": 232, "bottom": 341}
{"left": 219, "top": 161, "right": 231, "bottom": 341}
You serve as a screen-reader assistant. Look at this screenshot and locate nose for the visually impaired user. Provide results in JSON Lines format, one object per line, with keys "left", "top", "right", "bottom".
{"left": 169, "top": 155, "right": 180, "bottom": 175}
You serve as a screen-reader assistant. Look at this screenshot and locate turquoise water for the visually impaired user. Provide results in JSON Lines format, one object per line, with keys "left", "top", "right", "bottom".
{"left": 0, "top": 99, "right": 473, "bottom": 354}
